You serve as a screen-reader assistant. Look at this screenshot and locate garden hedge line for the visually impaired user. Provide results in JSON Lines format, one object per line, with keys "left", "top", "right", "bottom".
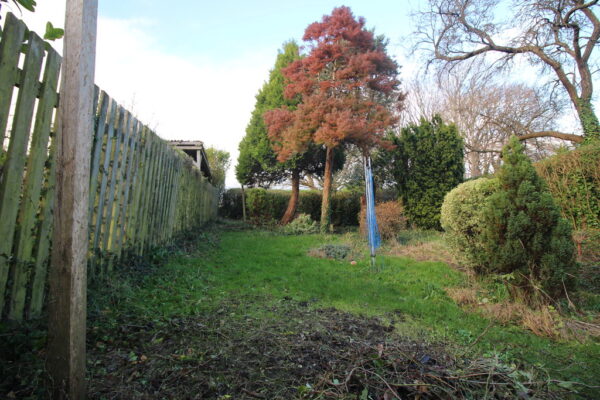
{"left": 220, "top": 188, "right": 362, "bottom": 226}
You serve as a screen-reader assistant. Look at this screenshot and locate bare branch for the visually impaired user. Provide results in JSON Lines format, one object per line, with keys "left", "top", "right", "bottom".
{"left": 517, "top": 130, "right": 584, "bottom": 143}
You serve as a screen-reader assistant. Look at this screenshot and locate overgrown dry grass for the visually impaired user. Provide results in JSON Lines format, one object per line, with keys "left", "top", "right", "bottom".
{"left": 381, "top": 228, "right": 600, "bottom": 343}
{"left": 444, "top": 285, "right": 600, "bottom": 342}
{"left": 445, "top": 287, "right": 478, "bottom": 306}
{"left": 383, "top": 230, "right": 461, "bottom": 271}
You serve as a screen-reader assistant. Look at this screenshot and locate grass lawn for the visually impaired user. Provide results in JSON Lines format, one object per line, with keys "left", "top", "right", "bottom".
{"left": 2, "top": 222, "right": 598, "bottom": 399}
{"left": 87, "top": 223, "right": 599, "bottom": 398}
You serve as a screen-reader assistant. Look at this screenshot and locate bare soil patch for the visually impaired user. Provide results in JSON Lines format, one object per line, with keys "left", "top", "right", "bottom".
{"left": 87, "top": 297, "right": 560, "bottom": 399}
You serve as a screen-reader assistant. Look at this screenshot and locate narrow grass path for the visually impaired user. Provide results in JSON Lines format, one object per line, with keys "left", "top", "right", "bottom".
{"left": 94, "top": 228, "right": 599, "bottom": 397}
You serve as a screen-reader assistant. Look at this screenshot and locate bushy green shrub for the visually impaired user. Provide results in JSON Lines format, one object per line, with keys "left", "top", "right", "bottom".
{"left": 297, "top": 191, "right": 322, "bottom": 221}
{"left": 280, "top": 214, "right": 319, "bottom": 235}
{"left": 535, "top": 143, "right": 600, "bottom": 230}
{"left": 441, "top": 177, "right": 499, "bottom": 270}
{"left": 482, "top": 137, "right": 576, "bottom": 301}
{"left": 330, "top": 191, "right": 362, "bottom": 226}
{"left": 246, "top": 188, "right": 288, "bottom": 222}
{"left": 219, "top": 188, "right": 244, "bottom": 219}
{"left": 309, "top": 244, "right": 352, "bottom": 260}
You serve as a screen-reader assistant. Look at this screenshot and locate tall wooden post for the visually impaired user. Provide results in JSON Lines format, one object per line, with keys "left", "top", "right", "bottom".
{"left": 47, "top": 1, "right": 98, "bottom": 398}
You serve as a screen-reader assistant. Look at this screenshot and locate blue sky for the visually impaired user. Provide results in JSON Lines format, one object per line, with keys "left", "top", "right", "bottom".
{"left": 2, "top": 1, "right": 583, "bottom": 187}
{"left": 64, "top": 1, "right": 422, "bottom": 187}
{"left": 0, "top": 0, "right": 423, "bottom": 187}
{"left": 98, "top": 1, "right": 418, "bottom": 63}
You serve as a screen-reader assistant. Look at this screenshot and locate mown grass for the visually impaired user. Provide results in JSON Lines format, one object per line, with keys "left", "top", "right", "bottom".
{"left": 101, "top": 226, "right": 599, "bottom": 396}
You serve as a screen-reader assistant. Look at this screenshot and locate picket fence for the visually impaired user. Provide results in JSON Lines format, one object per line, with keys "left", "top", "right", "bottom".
{"left": 0, "top": 13, "right": 218, "bottom": 321}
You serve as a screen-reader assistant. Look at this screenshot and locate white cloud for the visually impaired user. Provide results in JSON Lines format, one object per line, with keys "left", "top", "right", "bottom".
{"left": 2, "top": 2, "right": 272, "bottom": 188}
{"left": 96, "top": 18, "right": 272, "bottom": 189}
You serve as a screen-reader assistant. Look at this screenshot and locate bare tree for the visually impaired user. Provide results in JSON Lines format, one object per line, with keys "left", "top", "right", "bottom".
{"left": 402, "top": 61, "right": 564, "bottom": 176}
{"left": 416, "top": 0, "right": 600, "bottom": 143}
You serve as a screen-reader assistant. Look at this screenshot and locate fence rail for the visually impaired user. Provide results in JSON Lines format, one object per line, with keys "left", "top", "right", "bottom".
{"left": 0, "top": 13, "right": 218, "bottom": 321}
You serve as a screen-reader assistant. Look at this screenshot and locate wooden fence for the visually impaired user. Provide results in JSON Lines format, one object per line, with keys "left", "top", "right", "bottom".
{"left": 0, "top": 13, "right": 218, "bottom": 321}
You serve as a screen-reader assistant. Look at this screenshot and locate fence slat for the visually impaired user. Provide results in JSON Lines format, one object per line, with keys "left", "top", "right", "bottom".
{"left": 125, "top": 126, "right": 148, "bottom": 250}
{"left": 150, "top": 143, "right": 168, "bottom": 245}
{"left": 0, "top": 13, "right": 219, "bottom": 321}
{"left": 100, "top": 106, "right": 125, "bottom": 273}
{"left": 136, "top": 130, "right": 157, "bottom": 255}
{"left": 107, "top": 111, "right": 132, "bottom": 270}
{"left": 9, "top": 47, "right": 61, "bottom": 320}
{"left": 156, "top": 150, "right": 172, "bottom": 242}
{"left": 0, "top": 13, "right": 26, "bottom": 156}
{"left": 28, "top": 131, "right": 58, "bottom": 318}
{"left": 143, "top": 141, "right": 161, "bottom": 248}
{"left": 0, "top": 32, "right": 45, "bottom": 315}
{"left": 166, "top": 159, "right": 181, "bottom": 240}
{"left": 92, "top": 99, "right": 116, "bottom": 269}
{"left": 115, "top": 118, "right": 140, "bottom": 258}
{"left": 139, "top": 133, "right": 159, "bottom": 250}
{"left": 88, "top": 91, "right": 109, "bottom": 227}
{"left": 160, "top": 154, "right": 176, "bottom": 241}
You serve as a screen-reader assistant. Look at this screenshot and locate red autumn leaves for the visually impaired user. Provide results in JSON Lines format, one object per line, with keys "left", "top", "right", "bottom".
{"left": 263, "top": 6, "right": 402, "bottom": 229}
{"left": 263, "top": 6, "right": 401, "bottom": 162}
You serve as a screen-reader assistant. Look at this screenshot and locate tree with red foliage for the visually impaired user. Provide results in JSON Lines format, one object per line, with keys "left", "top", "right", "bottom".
{"left": 264, "top": 6, "right": 402, "bottom": 231}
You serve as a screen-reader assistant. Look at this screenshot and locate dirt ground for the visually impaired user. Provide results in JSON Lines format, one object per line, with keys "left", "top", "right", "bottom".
{"left": 86, "top": 297, "right": 560, "bottom": 400}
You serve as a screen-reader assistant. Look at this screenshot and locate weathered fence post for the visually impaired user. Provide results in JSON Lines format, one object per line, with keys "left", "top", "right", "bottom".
{"left": 47, "top": 0, "right": 98, "bottom": 398}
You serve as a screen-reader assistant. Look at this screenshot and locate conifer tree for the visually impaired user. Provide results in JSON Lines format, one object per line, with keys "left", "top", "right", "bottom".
{"left": 483, "top": 136, "right": 576, "bottom": 301}
{"left": 236, "top": 42, "right": 340, "bottom": 224}
{"left": 236, "top": 42, "right": 299, "bottom": 189}
{"left": 375, "top": 116, "right": 464, "bottom": 229}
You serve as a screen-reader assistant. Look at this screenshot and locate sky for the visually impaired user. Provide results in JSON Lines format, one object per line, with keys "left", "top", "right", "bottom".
{"left": 1, "top": 0, "right": 426, "bottom": 188}
{"left": 0, "top": 1, "right": 589, "bottom": 187}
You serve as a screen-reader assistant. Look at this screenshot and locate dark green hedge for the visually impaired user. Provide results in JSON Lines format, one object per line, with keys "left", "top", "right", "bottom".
{"left": 219, "top": 188, "right": 361, "bottom": 226}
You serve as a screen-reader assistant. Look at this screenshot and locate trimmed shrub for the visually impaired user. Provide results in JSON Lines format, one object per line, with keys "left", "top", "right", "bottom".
{"left": 280, "top": 214, "right": 319, "bottom": 235}
{"left": 297, "top": 191, "right": 322, "bottom": 221}
{"left": 246, "top": 188, "right": 288, "bottom": 222}
{"left": 331, "top": 191, "right": 362, "bottom": 227}
{"left": 360, "top": 201, "right": 407, "bottom": 240}
{"left": 441, "top": 177, "right": 499, "bottom": 271}
{"left": 535, "top": 143, "right": 600, "bottom": 230}
{"left": 482, "top": 137, "right": 576, "bottom": 301}
{"left": 218, "top": 188, "right": 361, "bottom": 226}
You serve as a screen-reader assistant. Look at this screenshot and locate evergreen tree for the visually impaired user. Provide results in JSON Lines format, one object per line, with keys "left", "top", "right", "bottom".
{"left": 236, "top": 41, "right": 299, "bottom": 189}
{"left": 482, "top": 136, "right": 576, "bottom": 301}
{"left": 377, "top": 115, "right": 464, "bottom": 230}
{"left": 236, "top": 41, "right": 341, "bottom": 224}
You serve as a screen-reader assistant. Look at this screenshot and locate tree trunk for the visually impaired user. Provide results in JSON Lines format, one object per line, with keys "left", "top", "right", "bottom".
{"left": 281, "top": 169, "right": 300, "bottom": 225}
{"left": 241, "top": 184, "right": 247, "bottom": 222}
{"left": 577, "top": 98, "right": 600, "bottom": 143}
{"left": 467, "top": 152, "right": 482, "bottom": 178}
{"left": 320, "top": 146, "right": 334, "bottom": 233}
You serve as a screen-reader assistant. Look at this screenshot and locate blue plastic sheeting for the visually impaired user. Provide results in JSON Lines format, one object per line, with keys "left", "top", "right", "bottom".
{"left": 363, "top": 156, "right": 381, "bottom": 254}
